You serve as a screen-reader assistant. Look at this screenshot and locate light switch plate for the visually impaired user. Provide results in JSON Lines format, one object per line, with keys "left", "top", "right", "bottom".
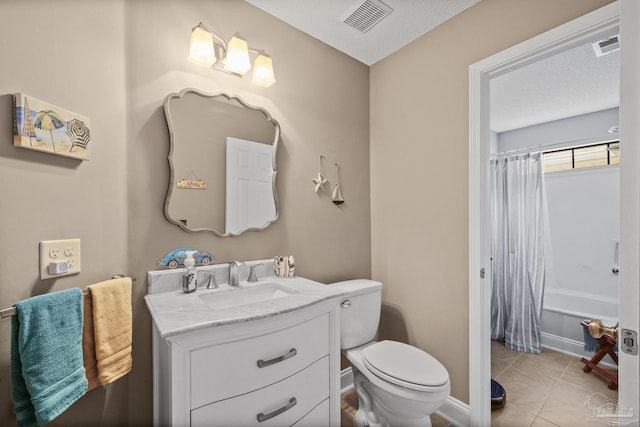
{"left": 39, "top": 239, "right": 81, "bottom": 279}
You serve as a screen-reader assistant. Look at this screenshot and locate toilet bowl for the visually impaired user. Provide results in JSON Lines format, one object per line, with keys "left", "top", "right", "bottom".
{"left": 331, "top": 280, "right": 450, "bottom": 427}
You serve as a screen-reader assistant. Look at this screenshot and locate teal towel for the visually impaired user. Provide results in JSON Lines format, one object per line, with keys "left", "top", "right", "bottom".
{"left": 11, "top": 288, "right": 88, "bottom": 426}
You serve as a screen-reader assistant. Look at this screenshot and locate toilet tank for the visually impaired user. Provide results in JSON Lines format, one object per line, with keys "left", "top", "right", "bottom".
{"left": 330, "top": 279, "right": 382, "bottom": 349}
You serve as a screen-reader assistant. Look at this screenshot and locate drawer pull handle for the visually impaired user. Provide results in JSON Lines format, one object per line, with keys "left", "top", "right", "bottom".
{"left": 257, "top": 348, "right": 297, "bottom": 368}
{"left": 256, "top": 397, "right": 297, "bottom": 423}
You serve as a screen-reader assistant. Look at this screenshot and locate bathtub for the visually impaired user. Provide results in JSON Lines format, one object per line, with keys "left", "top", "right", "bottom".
{"left": 541, "top": 288, "right": 618, "bottom": 365}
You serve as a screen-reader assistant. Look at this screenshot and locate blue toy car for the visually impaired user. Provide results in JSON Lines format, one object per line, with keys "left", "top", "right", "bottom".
{"left": 159, "top": 247, "right": 214, "bottom": 269}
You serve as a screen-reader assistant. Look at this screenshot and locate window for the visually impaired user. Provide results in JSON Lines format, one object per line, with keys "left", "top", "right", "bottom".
{"left": 542, "top": 141, "right": 619, "bottom": 173}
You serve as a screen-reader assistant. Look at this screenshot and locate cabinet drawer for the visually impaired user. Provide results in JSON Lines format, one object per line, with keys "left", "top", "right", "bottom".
{"left": 292, "top": 398, "right": 329, "bottom": 427}
{"left": 191, "top": 313, "right": 329, "bottom": 408}
{"left": 191, "top": 356, "right": 329, "bottom": 427}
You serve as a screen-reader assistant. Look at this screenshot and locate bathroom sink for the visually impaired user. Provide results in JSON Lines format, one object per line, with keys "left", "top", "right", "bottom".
{"left": 199, "top": 282, "right": 298, "bottom": 309}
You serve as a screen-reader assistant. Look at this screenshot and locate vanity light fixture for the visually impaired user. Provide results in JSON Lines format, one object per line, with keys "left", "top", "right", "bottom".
{"left": 251, "top": 53, "right": 277, "bottom": 88}
{"left": 188, "top": 22, "right": 276, "bottom": 88}
{"left": 224, "top": 34, "right": 252, "bottom": 75}
{"left": 188, "top": 23, "right": 217, "bottom": 67}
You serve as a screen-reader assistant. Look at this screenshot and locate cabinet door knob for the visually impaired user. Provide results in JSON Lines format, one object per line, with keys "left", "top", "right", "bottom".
{"left": 256, "top": 348, "right": 297, "bottom": 368}
{"left": 256, "top": 397, "right": 297, "bottom": 422}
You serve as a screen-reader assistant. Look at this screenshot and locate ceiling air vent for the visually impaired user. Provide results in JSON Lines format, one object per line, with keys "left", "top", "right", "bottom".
{"left": 592, "top": 34, "right": 620, "bottom": 57}
{"left": 342, "top": 0, "right": 393, "bottom": 33}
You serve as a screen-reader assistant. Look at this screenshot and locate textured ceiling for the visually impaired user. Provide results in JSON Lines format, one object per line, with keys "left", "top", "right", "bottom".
{"left": 243, "top": 1, "right": 619, "bottom": 133}
{"left": 244, "top": 0, "right": 480, "bottom": 65}
{"left": 490, "top": 40, "right": 620, "bottom": 133}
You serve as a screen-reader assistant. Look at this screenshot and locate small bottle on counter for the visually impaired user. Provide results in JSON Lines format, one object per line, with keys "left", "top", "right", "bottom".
{"left": 182, "top": 251, "right": 197, "bottom": 293}
{"left": 287, "top": 256, "right": 295, "bottom": 277}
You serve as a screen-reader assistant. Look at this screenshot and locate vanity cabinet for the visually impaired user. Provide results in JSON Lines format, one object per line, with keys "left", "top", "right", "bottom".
{"left": 151, "top": 297, "right": 341, "bottom": 426}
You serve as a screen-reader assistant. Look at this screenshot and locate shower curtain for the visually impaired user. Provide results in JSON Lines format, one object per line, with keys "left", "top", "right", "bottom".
{"left": 490, "top": 152, "right": 547, "bottom": 354}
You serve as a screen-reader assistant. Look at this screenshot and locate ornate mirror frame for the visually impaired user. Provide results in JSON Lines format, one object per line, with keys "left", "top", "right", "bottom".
{"left": 163, "top": 88, "right": 280, "bottom": 237}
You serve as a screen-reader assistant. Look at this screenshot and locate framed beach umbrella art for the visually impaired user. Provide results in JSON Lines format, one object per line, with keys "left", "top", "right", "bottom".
{"left": 34, "top": 109, "right": 65, "bottom": 152}
{"left": 13, "top": 93, "right": 91, "bottom": 160}
{"left": 66, "top": 118, "right": 91, "bottom": 153}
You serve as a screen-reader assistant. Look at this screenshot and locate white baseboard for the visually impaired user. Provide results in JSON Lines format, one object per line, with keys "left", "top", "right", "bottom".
{"left": 541, "top": 332, "right": 617, "bottom": 368}
{"left": 341, "top": 367, "right": 471, "bottom": 426}
{"left": 341, "top": 367, "right": 354, "bottom": 393}
{"left": 435, "top": 395, "right": 470, "bottom": 427}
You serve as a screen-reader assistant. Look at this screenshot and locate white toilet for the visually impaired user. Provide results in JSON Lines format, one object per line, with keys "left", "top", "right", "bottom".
{"left": 331, "top": 279, "right": 450, "bottom": 427}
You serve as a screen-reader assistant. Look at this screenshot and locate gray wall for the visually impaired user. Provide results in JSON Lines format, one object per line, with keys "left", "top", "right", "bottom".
{"left": 0, "top": 1, "right": 371, "bottom": 425}
{"left": 0, "top": 1, "right": 129, "bottom": 424}
{"left": 126, "top": 1, "right": 371, "bottom": 423}
{"left": 0, "top": 0, "right": 615, "bottom": 424}
{"left": 497, "top": 107, "right": 619, "bottom": 153}
{"left": 369, "top": 0, "right": 614, "bottom": 403}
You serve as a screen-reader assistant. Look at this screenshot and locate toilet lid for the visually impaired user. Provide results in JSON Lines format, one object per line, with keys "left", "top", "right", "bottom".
{"left": 362, "top": 341, "right": 449, "bottom": 389}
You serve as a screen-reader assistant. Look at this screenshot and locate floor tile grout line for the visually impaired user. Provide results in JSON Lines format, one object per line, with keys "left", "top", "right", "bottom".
{"left": 562, "top": 357, "right": 619, "bottom": 400}
{"left": 491, "top": 342, "right": 522, "bottom": 379}
{"left": 531, "top": 414, "right": 561, "bottom": 427}
{"left": 492, "top": 344, "right": 618, "bottom": 427}
{"left": 534, "top": 374, "right": 564, "bottom": 419}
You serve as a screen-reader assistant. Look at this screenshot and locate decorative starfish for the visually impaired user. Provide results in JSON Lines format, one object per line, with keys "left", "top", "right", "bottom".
{"left": 312, "top": 172, "right": 328, "bottom": 193}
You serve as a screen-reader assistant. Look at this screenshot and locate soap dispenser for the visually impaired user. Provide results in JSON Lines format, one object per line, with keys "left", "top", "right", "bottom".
{"left": 182, "top": 250, "right": 197, "bottom": 293}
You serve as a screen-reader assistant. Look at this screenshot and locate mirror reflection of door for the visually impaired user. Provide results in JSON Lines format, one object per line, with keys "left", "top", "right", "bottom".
{"left": 163, "top": 89, "right": 280, "bottom": 236}
{"left": 225, "top": 137, "right": 275, "bottom": 235}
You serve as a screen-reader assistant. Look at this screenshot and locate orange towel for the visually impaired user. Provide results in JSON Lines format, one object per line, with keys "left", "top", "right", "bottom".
{"left": 86, "top": 277, "right": 133, "bottom": 386}
{"left": 82, "top": 292, "right": 99, "bottom": 391}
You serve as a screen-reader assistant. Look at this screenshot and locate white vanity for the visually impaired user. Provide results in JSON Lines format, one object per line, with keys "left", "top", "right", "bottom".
{"left": 145, "top": 262, "right": 344, "bottom": 427}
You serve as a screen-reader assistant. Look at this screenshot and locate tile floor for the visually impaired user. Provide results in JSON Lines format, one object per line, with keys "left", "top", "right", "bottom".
{"left": 340, "top": 387, "right": 450, "bottom": 426}
{"left": 491, "top": 341, "right": 619, "bottom": 427}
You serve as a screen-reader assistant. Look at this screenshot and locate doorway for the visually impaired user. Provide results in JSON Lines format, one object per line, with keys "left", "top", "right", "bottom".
{"left": 468, "top": 3, "right": 640, "bottom": 426}
{"left": 488, "top": 36, "right": 620, "bottom": 425}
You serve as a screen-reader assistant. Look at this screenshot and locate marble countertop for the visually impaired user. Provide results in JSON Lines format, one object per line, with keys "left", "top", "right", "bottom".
{"left": 145, "top": 276, "right": 346, "bottom": 338}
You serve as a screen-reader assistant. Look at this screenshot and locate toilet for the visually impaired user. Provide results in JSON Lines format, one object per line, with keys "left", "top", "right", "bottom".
{"left": 331, "top": 279, "right": 450, "bottom": 427}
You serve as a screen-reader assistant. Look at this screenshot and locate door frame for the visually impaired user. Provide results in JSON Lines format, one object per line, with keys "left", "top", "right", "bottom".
{"left": 469, "top": 2, "right": 639, "bottom": 425}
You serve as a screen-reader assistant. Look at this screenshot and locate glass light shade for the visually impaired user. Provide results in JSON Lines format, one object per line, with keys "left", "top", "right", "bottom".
{"left": 188, "top": 25, "right": 216, "bottom": 67}
{"left": 224, "top": 35, "right": 251, "bottom": 75}
{"left": 251, "top": 54, "right": 276, "bottom": 88}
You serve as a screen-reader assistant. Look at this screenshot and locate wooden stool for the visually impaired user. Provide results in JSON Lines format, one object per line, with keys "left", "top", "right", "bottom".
{"left": 580, "top": 322, "right": 618, "bottom": 390}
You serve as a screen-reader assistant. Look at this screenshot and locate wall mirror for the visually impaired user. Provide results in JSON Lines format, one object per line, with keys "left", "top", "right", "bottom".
{"left": 164, "top": 89, "right": 280, "bottom": 237}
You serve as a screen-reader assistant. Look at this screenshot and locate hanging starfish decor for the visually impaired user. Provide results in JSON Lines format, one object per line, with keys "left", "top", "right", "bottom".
{"left": 312, "top": 155, "right": 328, "bottom": 192}
{"left": 312, "top": 172, "right": 327, "bottom": 192}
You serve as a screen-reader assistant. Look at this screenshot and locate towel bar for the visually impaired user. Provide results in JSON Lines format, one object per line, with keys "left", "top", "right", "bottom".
{"left": 0, "top": 275, "right": 130, "bottom": 320}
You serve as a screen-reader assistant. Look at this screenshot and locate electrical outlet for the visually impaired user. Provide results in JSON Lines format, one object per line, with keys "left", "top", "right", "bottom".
{"left": 39, "top": 239, "right": 81, "bottom": 280}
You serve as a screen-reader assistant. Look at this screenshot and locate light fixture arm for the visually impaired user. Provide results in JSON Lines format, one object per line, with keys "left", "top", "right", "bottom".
{"left": 193, "top": 22, "right": 224, "bottom": 45}
{"left": 193, "top": 22, "right": 228, "bottom": 56}
{"left": 209, "top": 30, "right": 227, "bottom": 48}
{"left": 248, "top": 47, "right": 267, "bottom": 55}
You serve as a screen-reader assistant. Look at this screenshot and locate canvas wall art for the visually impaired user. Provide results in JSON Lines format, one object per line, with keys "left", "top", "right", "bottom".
{"left": 13, "top": 93, "right": 91, "bottom": 160}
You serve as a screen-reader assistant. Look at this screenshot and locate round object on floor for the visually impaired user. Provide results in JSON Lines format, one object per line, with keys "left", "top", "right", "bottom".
{"left": 491, "top": 379, "right": 506, "bottom": 409}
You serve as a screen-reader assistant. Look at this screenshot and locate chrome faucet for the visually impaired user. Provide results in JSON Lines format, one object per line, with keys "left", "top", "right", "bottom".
{"left": 228, "top": 261, "right": 244, "bottom": 286}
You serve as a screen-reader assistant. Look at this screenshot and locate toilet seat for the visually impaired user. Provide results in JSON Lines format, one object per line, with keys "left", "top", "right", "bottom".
{"left": 361, "top": 341, "right": 449, "bottom": 391}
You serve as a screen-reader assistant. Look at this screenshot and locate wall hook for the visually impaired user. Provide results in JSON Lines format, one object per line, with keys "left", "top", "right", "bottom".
{"left": 332, "top": 162, "right": 344, "bottom": 206}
